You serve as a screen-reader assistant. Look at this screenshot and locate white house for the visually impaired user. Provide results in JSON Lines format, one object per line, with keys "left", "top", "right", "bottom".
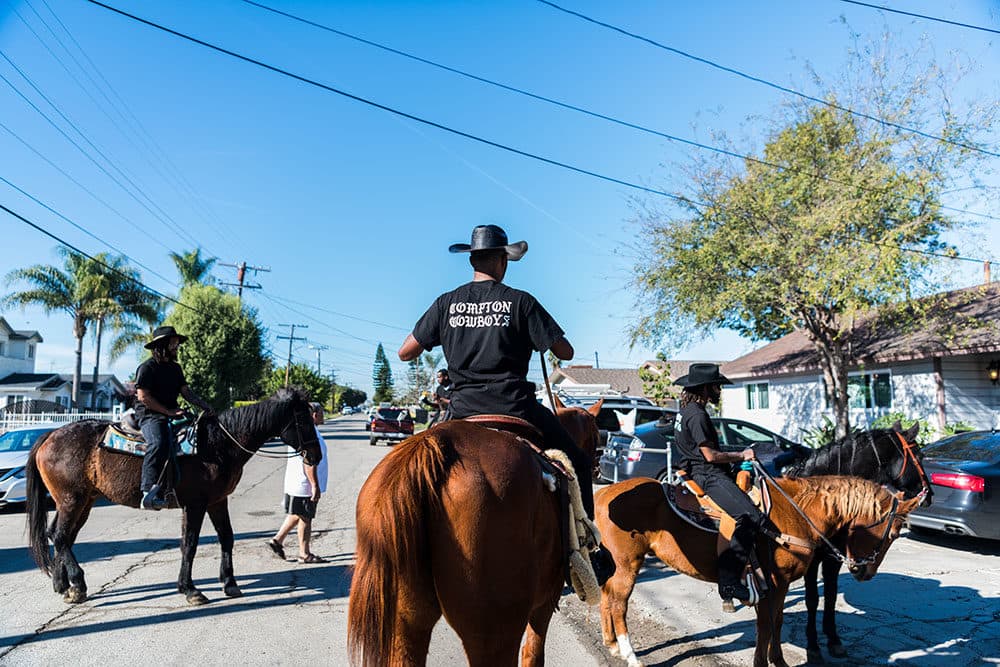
{"left": 0, "top": 317, "right": 41, "bottom": 378}
{"left": 720, "top": 284, "right": 1000, "bottom": 440}
{"left": 547, "top": 360, "right": 722, "bottom": 408}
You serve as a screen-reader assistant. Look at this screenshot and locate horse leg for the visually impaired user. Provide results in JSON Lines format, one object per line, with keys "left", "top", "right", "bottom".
{"left": 51, "top": 496, "right": 95, "bottom": 603}
{"left": 803, "top": 557, "right": 824, "bottom": 664}
{"left": 177, "top": 503, "right": 209, "bottom": 605}
{"left": 206, "top": 499, "right": 241, "bottom": 598}
{"left": 390, "top": 577, "right": 441, "bottom": 666}
{"left": 521, "top": 603, "right": 556, "bottom": 667}
{"left": 821, "top": 556, "right": 847, "bottom": 658}
{"left": 601, "top": 557, "right": 643, "bottom": 667}
{"left": 766, "top": 581, "right": 791, "bottom": 667}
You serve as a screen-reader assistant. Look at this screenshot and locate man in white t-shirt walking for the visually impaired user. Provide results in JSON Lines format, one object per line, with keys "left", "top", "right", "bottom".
{"left": 267, "top": 402, "right": 329, "bottom": 563}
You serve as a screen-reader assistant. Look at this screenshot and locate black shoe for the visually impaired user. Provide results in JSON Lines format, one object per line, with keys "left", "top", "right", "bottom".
{"left": 590, "top": 545, "right": 616, "bottom": 587}
{"left": 719, "top": 582, "right": 751, "bottom": 601}
{"left": 140, "top": 488, "right": 167, "bottom": 511}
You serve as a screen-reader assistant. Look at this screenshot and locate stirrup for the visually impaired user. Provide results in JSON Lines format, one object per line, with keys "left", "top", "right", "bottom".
{"left": 140, "top": 487, "right": 167, "bottom": 511}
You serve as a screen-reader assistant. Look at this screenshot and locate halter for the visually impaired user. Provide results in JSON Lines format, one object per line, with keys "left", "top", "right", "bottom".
{"left": 752, "top": 461, "right": 902, "bottom": 570}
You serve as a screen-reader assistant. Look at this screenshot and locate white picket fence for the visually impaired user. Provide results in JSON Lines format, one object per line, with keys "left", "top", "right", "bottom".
{"left": 0, "top": 407, "right": 123, "bottom": 434}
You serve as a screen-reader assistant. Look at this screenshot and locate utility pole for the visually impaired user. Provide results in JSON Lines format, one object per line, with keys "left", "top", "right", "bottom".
{"left": 220, "top": 261, "right": 270, "bottom": 302}
{"left": 594, "top": 351, "right": 600, "bottom": 369}
{"left": 308, "top": 344, "right": 329, "bottom": 375}
{"left": 277, "top": 324, "right": 308, "bottom": 386}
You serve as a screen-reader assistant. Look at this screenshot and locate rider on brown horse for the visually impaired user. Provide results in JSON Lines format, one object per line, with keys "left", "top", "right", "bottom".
{"left": 135, "top": 326, "right": 214, "bottom": 510}
{"left": 673, "top": 362, "right": 769, "bottom": 602}
{"left": 398, "top": 224, "right": 614, "bottom": 582}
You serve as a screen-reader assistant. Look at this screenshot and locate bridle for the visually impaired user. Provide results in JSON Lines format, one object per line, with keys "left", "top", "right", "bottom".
{"left": 889, "top": 431, "right": 931, "bottom": 503}
{"left": 214, "top": 403, "right": 320, "bottom": 461}
{"left": 752, "top": 461, "right": 903, "bottom": 570}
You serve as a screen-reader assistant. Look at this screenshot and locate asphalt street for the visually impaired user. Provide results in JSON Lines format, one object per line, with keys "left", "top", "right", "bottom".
{"left": 1, "top": 414, "right": 997, "bottom": 666}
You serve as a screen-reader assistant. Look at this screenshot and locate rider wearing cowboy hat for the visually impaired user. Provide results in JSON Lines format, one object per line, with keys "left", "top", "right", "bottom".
{"left": 398, "top": 224, "right": 615, "bottom": 582}
{"left": 134, "top": 326, "right": 214, "bottom": 510}
{"left": 673, "top": 362, "right": 768, "bottom": 602}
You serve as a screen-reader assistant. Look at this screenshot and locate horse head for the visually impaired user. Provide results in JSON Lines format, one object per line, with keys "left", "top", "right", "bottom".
{"left": 887, "top": 422, "right": 932, "bottom": 507}
{"left": 272, "top": 387, "right": 323, "bottom": 466}
{"left": 844, "top": 488, "right": 923, "bottom": 582}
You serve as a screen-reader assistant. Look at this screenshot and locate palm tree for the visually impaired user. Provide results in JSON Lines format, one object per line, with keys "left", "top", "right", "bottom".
{"left": 170, "top": 248, "right": 216, "bottom": 287}
{"left": 86, "top": 256, "right": 161, "bottom": 408}
{"left": 4, "top": 248, "right": 105, "bottom": 408}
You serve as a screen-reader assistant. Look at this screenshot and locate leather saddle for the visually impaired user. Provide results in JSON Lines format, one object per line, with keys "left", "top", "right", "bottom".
{"left": 666, "top": 469, "right": 770, "bottom": 539}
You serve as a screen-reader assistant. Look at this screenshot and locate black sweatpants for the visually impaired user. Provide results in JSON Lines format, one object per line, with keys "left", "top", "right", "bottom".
{"left": 139, "top": 416, "right": 177, "bottom": 493}
{"left": 696, "top": 470, "right": 768, "bottom": 586}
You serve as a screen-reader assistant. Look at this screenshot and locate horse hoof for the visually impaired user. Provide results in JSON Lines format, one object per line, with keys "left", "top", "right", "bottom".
{"left": 607, "top": 644, "right": 620, "bottom": 657}
{"left": 63, "top": 588, "right": 87, "bottom": 604}
{"left": 828, "top": 643, "right": 847, "bottom": 658}
{"left": 186, "top": 592, "right": 210, "bottom": 606}
{"left": 805, "top": 649, "right": 825, "bottom": 664}
{"left": 223, "top": 585, "right": 243, "bottom": 598}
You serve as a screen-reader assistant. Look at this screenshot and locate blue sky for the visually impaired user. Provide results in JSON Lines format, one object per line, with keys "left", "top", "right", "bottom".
{"left": 1, "top": 0, "right": 997, "bottom": 397}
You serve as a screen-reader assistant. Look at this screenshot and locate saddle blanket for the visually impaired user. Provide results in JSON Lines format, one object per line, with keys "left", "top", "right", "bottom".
{"left": 99, "top": 424, "right": 195, "bottom": 457}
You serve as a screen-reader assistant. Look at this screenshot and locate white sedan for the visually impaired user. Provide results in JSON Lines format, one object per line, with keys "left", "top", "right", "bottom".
{"left": 0, "top": 425, "right": 57, "bottom": 507}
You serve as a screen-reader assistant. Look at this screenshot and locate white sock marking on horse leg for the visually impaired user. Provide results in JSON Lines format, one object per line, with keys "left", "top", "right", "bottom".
{"left": 617, "top": 634, "right": 634, "bottom": 660}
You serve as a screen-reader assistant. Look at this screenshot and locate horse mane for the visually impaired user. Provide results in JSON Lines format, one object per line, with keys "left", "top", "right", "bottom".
{"left": 219, "top": 386, "right": 309, "bottom": 434}
{"left": 785, "top": 475, "right": 888, "bottom": 524}
{"left": 785, "top": 428, "right": 898, "bottom": 478}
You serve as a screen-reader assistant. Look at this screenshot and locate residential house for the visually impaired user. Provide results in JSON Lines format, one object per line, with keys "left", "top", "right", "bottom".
{"left": 549, "top": 360, "right": 722, "bottom": 408}
{"left": 58, "top": 374, "right": 128, "bottom": 411}
{"left": 720, "top": 284, "right": 1000, "bottom": 441}
{"left": 0, "top": 317, "right": 41, "bottom": 379}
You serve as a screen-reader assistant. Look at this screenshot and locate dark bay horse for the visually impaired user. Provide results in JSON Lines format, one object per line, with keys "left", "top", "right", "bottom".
{"left": 595, "top": 475, "right": 922, "bottom": 667}
{"left": 348, "top": 402, "right": 602, "bottom": 667}
{"left": 25, "top": 387, "right": 322, "bottom": 605}
{"left": 784, "top": 422, "right": 930, "bottom": 664}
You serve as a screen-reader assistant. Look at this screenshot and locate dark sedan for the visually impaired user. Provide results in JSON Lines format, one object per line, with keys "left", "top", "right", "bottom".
{"left": 598, "top": 413, "right": 810, "bottom": 484}
{"left": 907, "top": 430, "right": 1000, "bottom": 541}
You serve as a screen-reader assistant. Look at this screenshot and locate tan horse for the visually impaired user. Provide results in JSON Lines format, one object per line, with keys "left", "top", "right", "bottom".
{"left": 595, "top": 475, "right": 922, "bottom": 667}
{"left": 348, "top": 403, "right": 601, "bottom": 667}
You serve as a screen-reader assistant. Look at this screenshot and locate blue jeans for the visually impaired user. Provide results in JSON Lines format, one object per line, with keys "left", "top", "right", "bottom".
{"left": 139, "top": 416, "right": 176, "bottom": 492}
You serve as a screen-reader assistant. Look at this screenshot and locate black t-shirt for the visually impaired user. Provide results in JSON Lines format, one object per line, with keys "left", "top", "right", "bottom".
{"left": 674, "top": 402, "right": 727, "bottom": 479}
{"left": 412, "top": 280, "right": 564, "bottom": 418}
{"left": 434, "top": 382, "right": 452, "bottom": 405}
{"left": 134, "top": 358, "right": 186, "bottom": 421}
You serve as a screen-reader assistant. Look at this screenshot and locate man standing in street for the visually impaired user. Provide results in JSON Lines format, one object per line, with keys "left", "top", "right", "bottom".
{"left": 432, "top": 369, "right": 452, "bottom": 423}
{"left": 267, "top": 402, "right": 330, "bottom": 563}
{"left": 134, "top": 326, "right": 214, "bottom": 510}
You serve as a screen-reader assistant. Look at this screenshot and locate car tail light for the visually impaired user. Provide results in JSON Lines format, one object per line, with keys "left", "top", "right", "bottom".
{"left": 931, "top": 472, "right": 985, "bottom": 493}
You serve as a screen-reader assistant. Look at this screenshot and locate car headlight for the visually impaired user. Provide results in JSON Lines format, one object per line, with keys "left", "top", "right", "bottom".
{"left": 0, "top": 466, "right": 25, "bottom": 482}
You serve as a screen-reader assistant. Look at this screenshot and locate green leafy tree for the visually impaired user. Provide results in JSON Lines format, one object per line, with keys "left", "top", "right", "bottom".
{"left": 638, "top": 354, "right": 679, "bottom": 407}
{"left": 399, "top": 357, "right": 432, "bottom": 405}
{"left": 333, "top": 384, "right": 367, "bottom": 411}
{"left": 4, "top": 248, "right": 110, "bottom": 407}
{"left": 162, "top": 284, "right": 266, "bottom": 409}
{"left": 169, "top": 248, "right": 216, "bottom": 287}
{"left": 263, "top": 363, "right": 332, "bottom": 407}
{"left": 372, "top": 343, "right": 394, "bottom": 404}
{"left": 632, "top": 38, "right": 996, "bottom": 439}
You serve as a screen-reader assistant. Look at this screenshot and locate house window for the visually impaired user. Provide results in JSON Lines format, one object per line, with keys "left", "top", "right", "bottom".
{"left": 847, "top": 372, "right": 892, "bottom": 409}
{"left": 27, "top": 344, "right": 35, "bottom": 358}
{"left": 745, "top": 383, "right": 769, "bottom": 410}
{"left": 55, "top": 396, "right": 69, "bottom": 409}
{"left": 0, "top": 342, "right": 5, "bottom": 356}
{"left": 7, "top": 394, "right": 26, "bottom": 406}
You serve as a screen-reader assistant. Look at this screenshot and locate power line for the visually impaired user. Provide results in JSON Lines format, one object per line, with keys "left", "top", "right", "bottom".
{"left": 83, "top": 0, "right": 691, "bottom": 205}
{"left": 535, "top": 0, "right": 1000, "bottom": 161}
{"left": 264, "top": 291, "right": 409, "bottom": 332}
{"left": 837, "top": 0, "right": 1000, "bottom": 35}
{"left": 236, "top": 0, "right": 999, "bottom": 225}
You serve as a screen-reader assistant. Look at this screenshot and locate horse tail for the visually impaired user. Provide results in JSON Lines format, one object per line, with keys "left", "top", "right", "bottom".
{"left": 25, "top": 441, "right": 53, "bottom": 576}
{"left": 347, "top": 430, "right": 451, "bottom": 667}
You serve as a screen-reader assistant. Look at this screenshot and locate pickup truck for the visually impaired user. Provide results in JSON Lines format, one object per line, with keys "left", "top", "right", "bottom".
{"left": 369, "top": 407, "right": 414, "bottom": 446}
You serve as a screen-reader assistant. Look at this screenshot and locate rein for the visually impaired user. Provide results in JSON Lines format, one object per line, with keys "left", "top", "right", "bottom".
{"left": 752, "top": 461, "right": 899, "bottom": 569}
{"left": 214, "top": 412, "right": 310, "bottom": 460}
{"left": 539, "top": 351, "right": 558, "bottom": 411}
{"left": 893, "top": 431, "right": 931, "bottom": 500}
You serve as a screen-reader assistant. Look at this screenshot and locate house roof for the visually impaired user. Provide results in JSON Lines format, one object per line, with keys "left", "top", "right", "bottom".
{"left": 551, "top": 360, "right": 725, "bottom": 396}
{"left": 57, "top": 374, "right": 126, "bottom": 393}
{"left": 0, "top": 373, "right": 66, "bottom": 391}
{"left": 722, "top": 283, "right": 1000, "bottom": 379}
{"left": 0, "top": 317, "right": 42, "bottom": 342}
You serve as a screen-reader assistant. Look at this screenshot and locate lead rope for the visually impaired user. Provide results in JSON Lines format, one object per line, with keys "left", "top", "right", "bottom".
{"left": 215, "top": 416, "right": 303, "bottom": 459}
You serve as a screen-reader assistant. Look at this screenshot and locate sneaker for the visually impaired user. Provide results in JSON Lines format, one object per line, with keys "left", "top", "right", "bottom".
{"left": 140, "top": 489, "right": 167, "bottom": 511}
{"left": 590, "top": 544, "right": 616, "bottom": 587}
{"left": 718, "top": 582, "right": 751, "bottom": 602}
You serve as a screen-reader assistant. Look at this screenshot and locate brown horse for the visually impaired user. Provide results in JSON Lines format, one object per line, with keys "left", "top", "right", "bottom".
{"left": 595, "top": 475, "right": 922, "bottom": 667}
{"left": 25, "top": 387, "right": 322, "bottom": 605}
{"left": 347, "top": 403, "right": 601, "bottom": 667}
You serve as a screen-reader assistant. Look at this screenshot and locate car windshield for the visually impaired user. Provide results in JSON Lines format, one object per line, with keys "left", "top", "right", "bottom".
{"left": 376, "top": 409, "right": 404, "bottom": 420}
{"left": 922, "top": 432, "right": 1000, "bottom": 463}
{"left": 0, "top": 428, "right": 52, "bottom": 453}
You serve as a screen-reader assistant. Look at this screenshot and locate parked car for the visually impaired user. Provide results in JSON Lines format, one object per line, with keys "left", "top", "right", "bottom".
{"left": 364, "top": 407, "right": 378, "bottom": 430}
{"left": 0, "top": 425, "right": 57, "bottom": 507}
{"left": 906, "top": 430, "right": 1000, "bottom": 541}
{"left": 559, "top": 395, "right": 671, "bottom": 448}
{"left": 598, "top": 412, "right": 810, "bottom": 484}
{"left": 369, "top": 407, "right": 414, "bottom": 446}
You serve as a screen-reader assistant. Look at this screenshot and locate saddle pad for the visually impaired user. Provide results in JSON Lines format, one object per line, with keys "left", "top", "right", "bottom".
{"left": 99, "top": 425, "right": 195, "bottom": 458}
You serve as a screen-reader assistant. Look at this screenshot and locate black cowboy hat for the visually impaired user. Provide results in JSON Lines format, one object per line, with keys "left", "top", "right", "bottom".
{"left": 448, "top": 224, "right": 527, "bottom": 261}
{"left": 144, "top": 326, "right": 188, "bottom": 349}
{"left": 673, "top": 363, "right": 733, "bottom": 388}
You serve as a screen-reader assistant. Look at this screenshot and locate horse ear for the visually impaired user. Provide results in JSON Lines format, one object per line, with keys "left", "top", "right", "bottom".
{"left": 901, "top": 495, "right": 924, "bottom": 514}
{"left": 552, "top": 394, "right": 566, "bottom": 410}
{"left": 891, "top": 420, "right": 902, "bottom": 432}
{"left": 903, "top": 422, "right": 919, "bottom": 443}
{"left": 586, "top": 398, "right": 604, "bottom": 418}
